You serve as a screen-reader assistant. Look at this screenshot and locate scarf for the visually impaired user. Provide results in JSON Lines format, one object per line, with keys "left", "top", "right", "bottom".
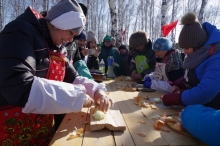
{"left": 183, "top": 42, "right": 220, "bottom": 69}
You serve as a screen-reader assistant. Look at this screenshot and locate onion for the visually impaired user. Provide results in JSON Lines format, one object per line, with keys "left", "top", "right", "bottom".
{"left": 173, "top": 122, "right": 184, "bottom": 131}
{"left": 137, "top": 132, "right": 146, "bottom": 137}
{"left": 93, "top": 110, "right": 106, "bottom": 120}
{"left": 154, "top": 120, "right": 165, "bottom": 130}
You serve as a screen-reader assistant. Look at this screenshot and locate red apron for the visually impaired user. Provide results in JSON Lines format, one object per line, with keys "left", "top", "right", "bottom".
{"left": 0, "top": 50, "right": 66, "bottom": 145}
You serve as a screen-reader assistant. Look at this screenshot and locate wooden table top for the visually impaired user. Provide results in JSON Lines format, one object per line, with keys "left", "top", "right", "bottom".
{"left": 49, "top": 79, "right": 206, "bottom": 146}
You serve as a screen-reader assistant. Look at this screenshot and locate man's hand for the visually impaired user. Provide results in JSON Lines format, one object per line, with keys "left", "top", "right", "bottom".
{"left": 131, "top": 73, "right": 142, "bottom": 80}
{"left": 83, "top": 94, "right": 94, "bottom": 108}
{"left": 131, "top": 70, "right": 141, "bottom": 80}
{"left": 93, "top": 89, "right": 113, "bottom": 112}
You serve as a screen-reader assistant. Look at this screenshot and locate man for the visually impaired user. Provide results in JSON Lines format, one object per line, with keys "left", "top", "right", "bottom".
{"left": 129, "top": 31, "right": 156, "bottom": 81}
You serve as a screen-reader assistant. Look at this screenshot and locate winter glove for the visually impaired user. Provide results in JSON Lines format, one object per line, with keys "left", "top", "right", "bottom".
{"left": 144, "top": 77, "right": 151, "bottom": 82}
{"left": 162, "top": 92, "right": 184, "bottom": 106}
{"left": 144, "top": 80, "right": 151, "bottom": 88}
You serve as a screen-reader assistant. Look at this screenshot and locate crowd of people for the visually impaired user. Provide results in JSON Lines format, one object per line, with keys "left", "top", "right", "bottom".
{"left": 0, "top": 0, "right": 219, "bottom": 145}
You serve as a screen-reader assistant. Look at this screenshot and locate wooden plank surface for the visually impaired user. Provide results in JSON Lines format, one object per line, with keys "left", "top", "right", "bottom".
{"left": 107, "top": 79, "right": 206, "bottom": 146}
{"left": 49, "top": 79, "right": 206, "bottom": 146}
{"left": 49, "top": 108, "right": 88, "bottom": 146}
{"left": 82, "top": 109, "right": 115, "bottom": 146}
{"left": 90, "top": 107, "right": 126, "bottom": 131}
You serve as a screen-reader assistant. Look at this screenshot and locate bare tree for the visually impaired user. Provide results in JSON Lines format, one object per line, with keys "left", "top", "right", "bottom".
{"left": 144, "top": 0, "right": 150, "bottom": 33}
{"left": 203, "top": 2, "right": 220, "bottom": 26}
{"left": 133, "top": 3, "right": 141, "bottom": 32}
{"left": 171, "top": 0, "right": 177, "bottom": 44}
{"left": 43, "top": 0, "right": 49, "bottom": 11}
{"left": 0, "top": 0, "right": 3, "bottom": 31}
{"left": 1, "top": 0, "right": 220, "bottom": 46}
{"left": 9, "top": 0, "right": 26, "bottom": 21}
{"left": 198, "top": 0, "right": 208, "bottom": 23}
{"left": 161, "top": 0, "right": 168, "bottom": 36}
{"left": 50, "top": 0, "right": 60, "bottom": 5}
{"left": 85, "top": 0, "right": 90, "bottom": 30}
{"left": 117, "top": 0, "right": 123, "bottom": 46}
{"left": 108, "top": 0, "right": 117, "bottom": 38}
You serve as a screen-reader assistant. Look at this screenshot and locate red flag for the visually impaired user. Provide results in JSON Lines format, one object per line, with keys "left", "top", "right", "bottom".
{"left": 122, "top": 29, "right": 126, "bottom": 36}
{"left": 162, "top": 20, "right": 178, "bottom": 37}
{"left": 121, "top": 29, "right": 126, "bottom": 42}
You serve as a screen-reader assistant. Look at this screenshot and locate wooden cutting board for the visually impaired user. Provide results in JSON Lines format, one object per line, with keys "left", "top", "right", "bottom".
{"left": 90, "top": 108, "right": 126, "bottom": 131}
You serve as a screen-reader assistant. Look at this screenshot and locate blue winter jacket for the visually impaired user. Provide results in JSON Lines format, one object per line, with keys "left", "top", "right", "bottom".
{"left": 181, "top": 22, "right": 220, "bottom": 146}
{"left": 181, "top": 105, "right": 220, "bottom": 146}
{"left": 182, "top": 22, "right": 220, "bottom": 107}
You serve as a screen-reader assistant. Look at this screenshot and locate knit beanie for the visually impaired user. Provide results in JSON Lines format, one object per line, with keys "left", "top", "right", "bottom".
{"left": 103, "top": 35, "right": 112, "bottom": 43}
{"left": 119, "top": 45, "right": 127, "bottom": 50}
{"left": 87, "top": 31, "right": 97, "bottom": 42}
{"left": 178, "top": 12, "right": 208, "bottom": 49}
{"left": 129, "top": 31, "right": 148, "bottom": 47}
{"left": 153, "top": 37, "right": 172, "bottom": 51}
{"left": 77, "top": 29, "right": 87, "bottom": 40}
{"left": 45, "top": 0, "right": 86, "bottom": 33}
{"left": 79, "top": 3, "right": 87, "bottom": 16}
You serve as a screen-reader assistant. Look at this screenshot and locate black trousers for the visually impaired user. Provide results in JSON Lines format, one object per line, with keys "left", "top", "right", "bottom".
{"left": 54, "top": 114, "right": 66, "bottom": 131}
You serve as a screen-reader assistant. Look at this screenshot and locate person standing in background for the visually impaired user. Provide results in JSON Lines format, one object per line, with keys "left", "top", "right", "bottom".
{"left": 111, "top": 37, "right": 119, "bottom": 53}
{"left": 86, "top": 31, "right": 100, "bottom": 69}
{"left": 129, "top": 31, "right": 156, "bottom": 81}
{"left": 75, "top": 29, "right": 88, "bottom": 61}
{"left": 99, "top": 35, "right": 122, "bottom": 77}
{"left": 119, "top": 45, "right": 130, "bottom": 76}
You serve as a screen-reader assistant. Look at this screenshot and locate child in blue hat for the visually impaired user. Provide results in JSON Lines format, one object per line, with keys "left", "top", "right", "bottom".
{"left": 143, "top": 37, "right": 184, "bottom": 93}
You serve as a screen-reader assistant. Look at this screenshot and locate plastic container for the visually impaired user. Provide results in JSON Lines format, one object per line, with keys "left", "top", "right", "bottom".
{"left": 99, "top": 59, "right": 105, "bottom": 74}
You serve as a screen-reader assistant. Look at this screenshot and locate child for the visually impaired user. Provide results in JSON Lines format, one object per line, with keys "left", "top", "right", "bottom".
{"left": 143, "top": 37, "right": 184, "bottom": 93}
{"left": 129, "top": 31, "right": 156, "bottom": 81}
{"left": 86, "top": 31, "right": 100, "bottom": 69}
{"left": 161, "top": 12, "right": 220, "bottom": 110}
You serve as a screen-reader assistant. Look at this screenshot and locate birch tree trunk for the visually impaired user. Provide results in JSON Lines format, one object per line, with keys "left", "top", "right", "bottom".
{"left": 85, "top": 0, "right": 90, "bottom": 30}
{"left": 0, "top": 0, "right": 3, "bottom": 31}
{"left": 161, "top": 0, "right": 168, "bottom": 36}
{"left": 108, "top": 0, "right": 117, "bottom": 38}
{"left": 171, "top": 0, "right": 177, "bottom": 44}
{"left": 140, "top": 0, "right": 144, "bottom": 30}
{"left": 117, "top": 0, "right": 123, "bottom": 46}
{"left": 133, "top": 4, "right": 141, "bottom": 32}
{"left": 144, "top": 0, "right": 149, "bottom": 33}
{"left": 32, "top": 0, "right": 36, "bottom": 8}
{"left": 198, "top": 0, "right": 208, "bottom": 23}
{"left": 43, "top": 0, "right": 49, "bottom": 11}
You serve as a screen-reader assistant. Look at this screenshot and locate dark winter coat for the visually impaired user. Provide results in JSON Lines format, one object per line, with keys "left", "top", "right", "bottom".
{"left": 120, "top": 50, "right": 130, "bottom": 76}
{"left": 98, "top": 45, "right": 122, "bottom": 76}
{"left": 0, "top": 7, "right": 78, "bottom": 107}
{"left": 87, "top": 55, "right": 99, "bottom": 70}
{"left": 130, "top": 39, "right": 156, "bottom": 77}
